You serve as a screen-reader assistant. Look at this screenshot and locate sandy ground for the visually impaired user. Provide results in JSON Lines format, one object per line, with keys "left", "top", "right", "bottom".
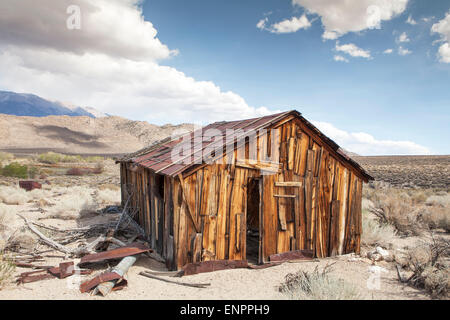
{"left": 0, "top": 247, "right": 428, "bottom": 300}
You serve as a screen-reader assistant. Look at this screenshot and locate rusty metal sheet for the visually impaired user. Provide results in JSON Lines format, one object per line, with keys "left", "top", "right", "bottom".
{"left": 79, "top": 272, "right": 122, "bottom": 293}
{"left": 268, "top": 249, "right": 314, "bottom": 262}
{"left": 79, "top": 242, "right": 151, "bottom": 266}
{"left": 182, "top": 260, "right": 248, "bottom": 276}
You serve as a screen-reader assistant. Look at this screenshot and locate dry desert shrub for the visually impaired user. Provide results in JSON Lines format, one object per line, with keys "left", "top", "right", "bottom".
{"left": 279, "top": 264, "right": 361, "bottom": 300}
{"left": 361, "top": 211, "right": 398, "bottom": 248}
{"left": 0, "top": 251, "right": 15, "bottom": 289}
{"left": 370, "top": 191, "right": 423, "bottom": 236}
{"left": 0, "top": 186, "right": 30, "bottom": 205}
{"left": 51, "top": 186, "right": 96, "bottom": 215}
{"left": 425, "top": 193, "right": 450, "bottom": 208}
{"left": 96, "top": 188, "right": 121, "bottom": 205}
{"left": 420, "top": 207, "right": 450, "bottom": 233}
{"left": 404, "top": 235, "right": 449, "bottom": 299}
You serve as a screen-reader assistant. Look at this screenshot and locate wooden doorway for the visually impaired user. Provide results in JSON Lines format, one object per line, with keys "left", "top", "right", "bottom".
{"left": 246, "top": 177, "right": 261, "bottom": 264}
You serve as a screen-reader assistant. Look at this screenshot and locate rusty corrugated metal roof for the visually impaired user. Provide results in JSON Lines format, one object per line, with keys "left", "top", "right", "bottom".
{"left": 118, "top": 110, "right": 373, "bottom": 181}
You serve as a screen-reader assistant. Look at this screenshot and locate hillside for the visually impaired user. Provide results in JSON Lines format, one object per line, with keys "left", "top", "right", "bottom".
{"left": 0, "top": 114, "right": 193, "bottom": 155}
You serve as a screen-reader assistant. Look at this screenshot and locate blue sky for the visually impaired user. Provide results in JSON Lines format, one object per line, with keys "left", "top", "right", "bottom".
{"left": 143, "top": 0, "right": 450, "bottom": 154}
{"left": 0, "top": 0, "right": 449, "bottom": 155}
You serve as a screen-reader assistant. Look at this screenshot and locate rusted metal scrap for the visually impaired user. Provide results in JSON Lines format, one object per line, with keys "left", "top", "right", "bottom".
{"left": 79, "top": 271, "right": 125, "bottom": 293}
{"left": 181, "top": 260, "right": 249, "bottom": 276}
{"left": 78, "top": 242, "right": 151, "bottom": 266}
{"left": 95, "top": 255, "right": 137, "bottom": 296}
{"left": 16, "top": 261, "right": 91, "bottom": 284}
{"left": 268, "top": 249, "right": 314, "bottom": 262}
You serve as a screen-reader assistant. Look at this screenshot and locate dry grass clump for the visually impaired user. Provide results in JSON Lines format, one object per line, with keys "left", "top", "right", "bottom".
{"left": 279, "top": 264, "right": 361, "bottom": 300}
{"left": 0, "top": 252, "right": 15, "bottom": 289}
{"left": 51, "top": 186, "right": 96, "bottom": 215}
{"left": 96, "top": 188, "right": 121, "bottom": 205}
{"left": 403, "top": 235, "right": 449, "bottom": 299}
{"left": 361, "top": 210, "right": 398, "bottom": 248}
{"left": 0, "top": 186, "right": 30, "bottom": 205}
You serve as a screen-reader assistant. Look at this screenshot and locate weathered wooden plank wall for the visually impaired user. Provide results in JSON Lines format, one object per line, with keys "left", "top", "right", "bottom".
{"left": 119, "top": 116, "right": 364, "bottom": 270}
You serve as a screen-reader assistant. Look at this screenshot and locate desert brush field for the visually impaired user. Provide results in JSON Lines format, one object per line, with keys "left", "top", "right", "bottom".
{"left": 0, "top": 152, "right": 448, "bottom": 300}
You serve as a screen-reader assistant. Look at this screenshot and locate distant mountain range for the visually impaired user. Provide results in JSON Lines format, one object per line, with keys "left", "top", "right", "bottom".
{"left": 0, "top": 90, "right": 108, "bottom": 118}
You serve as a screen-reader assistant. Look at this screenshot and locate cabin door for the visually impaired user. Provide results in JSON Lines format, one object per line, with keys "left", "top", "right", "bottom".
{"left": 246, "top": 177, "right": 262, "bottom": 264}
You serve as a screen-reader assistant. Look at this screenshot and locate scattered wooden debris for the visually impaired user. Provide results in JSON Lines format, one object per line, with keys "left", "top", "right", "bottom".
{"left": 139, "top": 271, "right": 211, "bottom": 288}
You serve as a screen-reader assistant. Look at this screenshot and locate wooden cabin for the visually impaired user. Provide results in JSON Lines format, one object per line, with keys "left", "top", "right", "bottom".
{"left": 117, "top": 110, "right": 373, "bottom": 270}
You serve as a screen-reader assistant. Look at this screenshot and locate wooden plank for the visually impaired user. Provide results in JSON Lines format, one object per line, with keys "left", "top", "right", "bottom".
{"left": 202, "top": 165, "right": 218, "bottom": 261}
{"left": 228, "top": 168, "right": 248, "bottom": 260}
{"left": 215, "top": 165, "right": 229, "bottom": 260}
{"left": 274, "top": 181, "right": 303, "bottom": 187}
{"left": 337, "top": 167, "right": 349, "bottom": 255}
{"left": 287, "top": 137, "right": 295, "bottom": 170}
{"left": 329, "top": 200, "right": 340, "bottom": 256}
{"left": 176, "top": 187, "right": 188, "bottom": 269}
{"left": 304, "top": 149, "right": 315, "bottom": 250}
{"left": 235, "top": 213, "right": 245, "bottom": 252}
{"left": 177, "top": 174, "right": 201, "bottom": 233}
{"left": 263, "top": 174, "right": 278, "bottom": 260}
{"left": 149, "top": 172, "right": 156, "bottom": 249}
{"left": 191, "top": 233, "right": 202, "bottom": 263}
{"left": 274, "top": 194, "right": 297, "bottom": 198}
{"left": 235, "top": 160, "right": 280, "bottom": 172}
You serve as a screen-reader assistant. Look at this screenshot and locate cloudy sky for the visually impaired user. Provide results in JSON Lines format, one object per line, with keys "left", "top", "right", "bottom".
{"left": 0, "top": 0, "right": 449, "bottom": 155}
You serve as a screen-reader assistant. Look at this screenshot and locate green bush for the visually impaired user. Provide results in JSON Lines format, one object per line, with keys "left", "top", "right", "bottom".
{"left": 38, "top": 152, "right": 103, "bottom": 164}
{"left": 0, "top": 162, "right": 28, "bottom": 178}
{"left": 27, "top": 166, "right": 40, "bottom": 179}
{"left": 38, "top": 152, "right": 62, "bottom": 164}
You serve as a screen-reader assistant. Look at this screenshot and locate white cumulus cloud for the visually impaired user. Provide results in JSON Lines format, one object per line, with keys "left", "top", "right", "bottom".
{"left": 431, "top": 12, "right": 450, "bottom": 63}
{"left": 406, "top": 15, "right": 417, "bottom": 25}
{"left": 312, "top": 121, "right": 431, "bottom": 155}
{"left": 269, "top": 15, "right": 311, "bottom": 34}
{"left": 397, "top": 32, "right": 410, "bottom": 43}
{"left": 398, "top": 46, "right": 412, "bottom": 55}
{"left": 336, "top": 43, "right": 372, "bottom": 59}
{"left": 292, "top": 0, "right": 409, "bottom": 40}
{"left": 334, "top": 55, "right": 349, "bottom": 62}
{"left": 383, "top": 48, "right": 393, "bottom": 54}
{"left": 0, "top": 0, "right": 273, "bottom": 124}
{"left": 257, "top": 15, "right": 311, "bottom": 34}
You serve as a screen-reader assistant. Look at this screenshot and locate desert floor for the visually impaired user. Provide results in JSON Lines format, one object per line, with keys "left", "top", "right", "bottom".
{"left": 0, "top": 155, "right": 448, "bottom": 300}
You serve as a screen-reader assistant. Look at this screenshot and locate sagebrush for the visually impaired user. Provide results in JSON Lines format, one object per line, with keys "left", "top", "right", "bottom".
{"left": 279, "top": 264, "right": 361, "bottom": 300}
